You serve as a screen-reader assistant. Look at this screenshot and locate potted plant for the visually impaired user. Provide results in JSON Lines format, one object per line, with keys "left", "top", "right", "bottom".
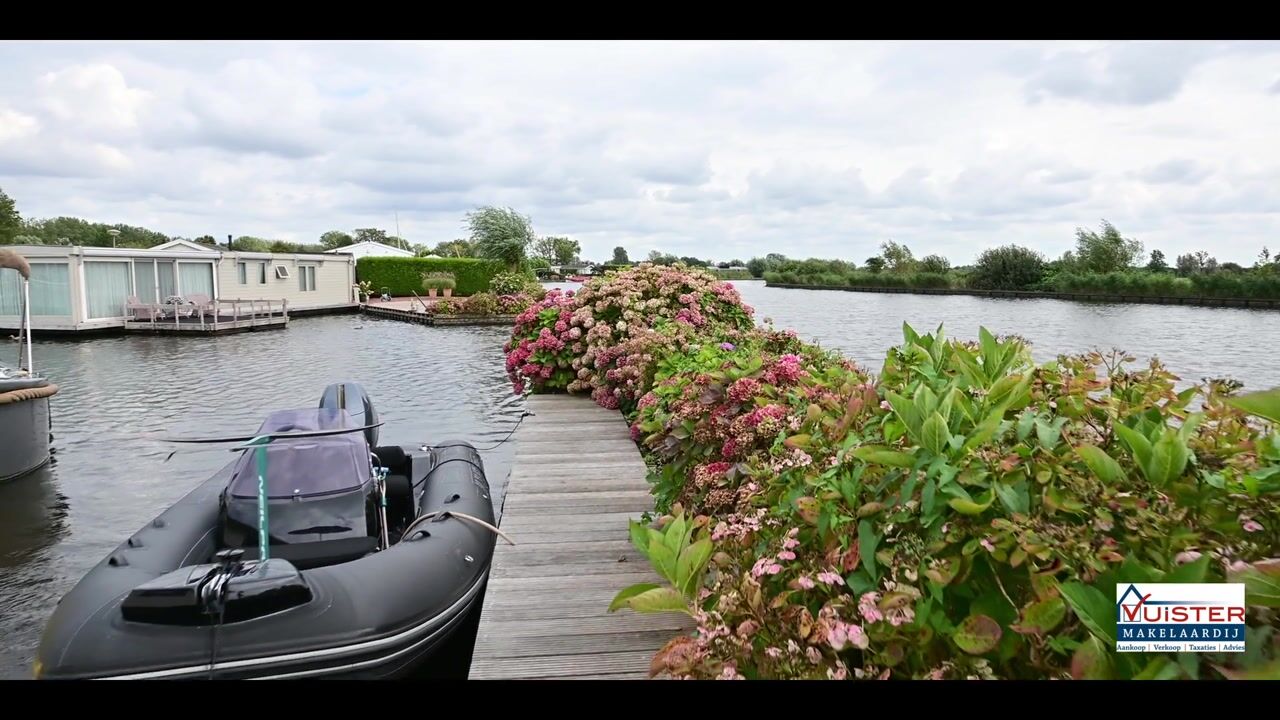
{"left": 421, "top": 271, "right": 457, "bottom": 298}
{"left": 353, "top": 280, "right": 373, "bottom": 303}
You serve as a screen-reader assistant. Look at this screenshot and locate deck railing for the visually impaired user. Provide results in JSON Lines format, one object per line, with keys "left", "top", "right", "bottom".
{"left": 125, "top": 298, "right": 289, "bottom": 331}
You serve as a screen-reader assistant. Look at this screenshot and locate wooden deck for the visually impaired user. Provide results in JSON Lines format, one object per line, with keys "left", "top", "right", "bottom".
{"left": 469, "top": 394, "right": 692, "bottom": 679}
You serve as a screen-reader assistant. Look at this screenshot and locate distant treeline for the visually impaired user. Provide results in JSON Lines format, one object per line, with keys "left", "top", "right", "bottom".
{"left": 757, "top": 222, "right": 1280, "bottom": 300}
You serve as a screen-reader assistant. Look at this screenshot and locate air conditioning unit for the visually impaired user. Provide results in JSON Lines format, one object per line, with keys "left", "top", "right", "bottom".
{"left": 274, "top": 265, "right": 292, "bottom": 279}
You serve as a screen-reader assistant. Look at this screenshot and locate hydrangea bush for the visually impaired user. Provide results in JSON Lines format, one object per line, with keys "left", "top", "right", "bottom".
{"left": 502, "top": 264, "right": 1280, "bottom": 680}
{"left": 504, "top": 264, "right": 754, "bottom": 404}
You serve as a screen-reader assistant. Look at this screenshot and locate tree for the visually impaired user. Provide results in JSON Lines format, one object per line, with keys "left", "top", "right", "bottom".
{"left": 535, "top": 236, "right": 580, "bottom": 265}
{"left": 353, "top": 228, "right": 390, "bottom": 245}
{"left": 1146, "top": 249, "right": 1168, "bottom": 273}
{"left": 1176, "top": 251, "right": 1218, "bottom": 276}
{"left": 648, "top": 251, "right": 678, "bottom": 265}
{"left": 918, "top": 254, "right": 951, "bottom": 274}
{"left": 0, "top": 187, "right": 21, "bottom": 244}
{"left": 320, "top": 231, "right": 354, "bottom": 250}
{"left": 433, "top": 239, "right": 474, "bottom": 257}
{"left": 468, "top": 206, "right": 535, "bottom": 269}
{"left": 746, "top": 257, "right": 766, "bottom": 277}
{"left": 612, "top": 246, "right": 630, "bottom": 264}
{"left": 864, "top": 256, "right": 886, "bottom": 274}
{"left": 679, "top": 256, "right": 709, "bottom": 267}
{"left": 1072, "top": 220, "right": 1144, "bottom": 274}
{"left": 880, "top": 241, "right": 916, "bottom": 273}
{"left": 194, "top": 235, "right": 219, "bottom": 247}
{"left": 232, "top": 236, "right": 272, "bottom": 252}
{"left": 969, "top": 245, "right": 1046, "bottom": 290}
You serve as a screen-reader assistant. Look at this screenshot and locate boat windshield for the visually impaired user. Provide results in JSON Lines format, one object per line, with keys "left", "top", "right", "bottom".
{"left": 227, "top": 408, "right": 372, "bottom": 499}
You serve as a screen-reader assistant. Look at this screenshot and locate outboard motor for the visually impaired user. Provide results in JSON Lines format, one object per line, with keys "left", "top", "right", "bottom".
{"left": 319, "top": 382, "right": 378, "bottom": 448}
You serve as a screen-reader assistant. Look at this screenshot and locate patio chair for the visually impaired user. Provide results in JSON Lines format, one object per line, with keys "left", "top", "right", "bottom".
{"left": 125, "top": 296, "right": 158, "bottom": 323}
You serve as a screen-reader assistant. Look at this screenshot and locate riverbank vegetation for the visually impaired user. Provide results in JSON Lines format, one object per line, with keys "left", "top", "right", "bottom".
{"left": 757, "top": 221, "right": 1280, "bottom": 300}
{"left": 504, "top": 262, "right": 1280, "bottom": 680}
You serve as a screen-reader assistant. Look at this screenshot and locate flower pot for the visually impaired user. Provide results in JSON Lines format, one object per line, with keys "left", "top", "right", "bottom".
{"left": 428, "top": 288, "right": 438, "bottom": 298}
{"left": 443, "top": 288, "right": 453, "bottom": 298}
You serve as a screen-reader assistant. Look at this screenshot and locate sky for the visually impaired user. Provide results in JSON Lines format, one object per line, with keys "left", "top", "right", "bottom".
{"left": 1, "top": 40, "right": 1279, "bottom": 265}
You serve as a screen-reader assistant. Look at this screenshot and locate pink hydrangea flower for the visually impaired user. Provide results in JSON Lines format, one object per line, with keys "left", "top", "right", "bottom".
{"left": 817, "top": 571, "right": 844, "bottom": 586}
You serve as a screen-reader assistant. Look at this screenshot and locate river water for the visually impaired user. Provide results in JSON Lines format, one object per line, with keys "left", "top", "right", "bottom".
{"left": 0, "top": 314, "right": 523, "bottom": 678}
{"left": 3, "top": 282, "right": 1278, "bottom": 678}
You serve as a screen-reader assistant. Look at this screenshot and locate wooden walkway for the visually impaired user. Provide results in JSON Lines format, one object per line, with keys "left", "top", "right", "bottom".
{"left": 469, "top": 394, "right": 692, "bottom": 679}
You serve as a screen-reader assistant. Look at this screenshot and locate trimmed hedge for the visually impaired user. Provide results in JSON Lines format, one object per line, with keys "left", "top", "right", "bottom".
{"left": 356, "top": 257, "right": 505, "bottom": 296}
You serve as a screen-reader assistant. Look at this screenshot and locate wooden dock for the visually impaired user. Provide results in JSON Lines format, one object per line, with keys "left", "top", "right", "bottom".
{"left": 469, "top": 394, "right": 692, "bottom": 679}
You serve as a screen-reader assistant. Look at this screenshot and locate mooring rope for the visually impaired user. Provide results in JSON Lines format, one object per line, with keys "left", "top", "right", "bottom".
{"left": 0, "top": 383, "right": 59, "bottom": 405}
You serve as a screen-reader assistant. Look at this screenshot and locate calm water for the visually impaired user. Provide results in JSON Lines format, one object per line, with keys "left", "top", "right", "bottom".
{"left": 4, "top": 283, "right": 1279, "bottom": 679}
{"left": 0, "top": 314, "right": 523, "bottom": 678}
{"left": 729, "top": 281, "right": 1280, "bottom": 392}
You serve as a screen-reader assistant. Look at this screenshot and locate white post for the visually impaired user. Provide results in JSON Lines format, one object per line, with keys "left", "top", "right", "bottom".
{"left": 23, "top": 278, "right": 33, "bottom": 374}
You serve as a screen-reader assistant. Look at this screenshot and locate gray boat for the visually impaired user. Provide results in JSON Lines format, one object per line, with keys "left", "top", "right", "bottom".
{"left": 1, "top": 248, "right": 58, "bottom": 483}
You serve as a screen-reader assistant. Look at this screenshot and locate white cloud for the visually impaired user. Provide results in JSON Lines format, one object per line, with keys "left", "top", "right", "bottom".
{"left": 1, "top": 40, "right": 1280, "bottom": 264}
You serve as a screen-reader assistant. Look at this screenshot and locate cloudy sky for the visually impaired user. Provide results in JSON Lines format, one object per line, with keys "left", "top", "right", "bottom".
{"left": 2, "top": 40, "right": 1279, "bottom": 265}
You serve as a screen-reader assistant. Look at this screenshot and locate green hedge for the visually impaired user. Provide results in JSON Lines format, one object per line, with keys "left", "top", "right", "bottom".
{"left": 356, "top": 257, "right": 506, "bottom": 296}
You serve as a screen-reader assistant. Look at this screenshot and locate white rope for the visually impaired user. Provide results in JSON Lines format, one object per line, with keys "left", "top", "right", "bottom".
{"left": 400, "top": 510, "right": 515, "bottom": 546}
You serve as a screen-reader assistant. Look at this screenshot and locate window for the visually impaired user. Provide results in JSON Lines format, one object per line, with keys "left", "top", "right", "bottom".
{"left": 259, "top": 262, "right": 267, "bottom": 284}
{"left": 298, "top": 265, "right": 316, "bottom": 292}
{"left": 0, "top": 262, "right": 71, "bottom": 316}
{"left": 84, "top": 261, "right": 132, "bottom": 319}
{"left": 238, "top": 262, "right": 247, "bottom": 284}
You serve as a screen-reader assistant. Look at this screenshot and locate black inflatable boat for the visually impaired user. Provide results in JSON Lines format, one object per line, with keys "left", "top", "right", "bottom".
{"left": 33, "top": 382, "right": 498, "bottom": 680}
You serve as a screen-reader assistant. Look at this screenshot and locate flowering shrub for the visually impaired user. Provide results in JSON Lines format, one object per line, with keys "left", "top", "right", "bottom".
{"left": 513, "top": 266, "right": 1280, "bottom": 679}
{"left": 490, "top": 271, "right": 536, "bottom": 296}
{"left": 429, "top": 291, "right": 538, "bottom": 318}
{"left": 629, "top": 325, "right": 1280, "bottom": 680}
{"left": 503, "top": 263, "right": 755, "bottom": 404}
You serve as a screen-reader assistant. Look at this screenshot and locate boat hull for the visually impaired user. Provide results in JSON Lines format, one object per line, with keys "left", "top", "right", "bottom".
{"left": 33, "top": 442, "right": 497, "bottom": 680}
{"left": 0, "top": 389, "right": 51, "bottom": 483}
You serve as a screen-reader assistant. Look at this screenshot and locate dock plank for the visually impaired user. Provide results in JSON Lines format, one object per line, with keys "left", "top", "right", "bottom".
{"left": 470, "top": 394, "right": 688, "bottom": 680}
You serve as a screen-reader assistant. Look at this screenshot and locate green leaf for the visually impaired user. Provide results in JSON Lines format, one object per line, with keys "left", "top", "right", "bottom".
{"left": 921, "top": 478, "right": 937, "bottom": 515}
{"left": 663, "top": 514, "right": 687, "bottom": 557}
{"left": 1035, "top": 418, "right": 1060, "bottom": 450}
{"left": 1059, "top": 582, "right": 1116, "bottom": 643}
{"left": 987, "top": 373, "right": 1023, "bottom": 411}
{"left": 1113, "top": 423, "right": 1153, "bottom": 469}
{"left": 851, "top": 446, "right": 916, "bottom": 468}
{"left": 886, "top": 391, "right": 923, "bottom": 441}
{"left": 609, "top": 586, "right": 689, "bottom": 614}
{"left": 1227, "top": 560, "right": 1280, "bottom": 608}
{"left": 1226, "top": 387, "right": 1280, "bottom": 424}
{"left": 1017, "top": 409, "right": 1037, "bottom": 442}
{"left": 979, "top": 327, "right": 1000, "bottom": 374}
{"left": 676, "top": 538, "right": 713, "bottom": 599}
{"left": 629, "top": 521, "right": 651, "bottom": 558}
{"left": 608, "top": 583, "right": 662, "bottom": 612}
{"left": 1016, "top": 598, "right": 1066, "bottom": 635}
{"left": 1148, "top": 430, "right": 1190, "bottom": 485}
{"left": 1133, "top": 657, "right": 1181, "bottom": 680}
{"left": 1071, "top": 636, "right": 1114, "bottom": 679}
{"left": 993, "top": 479, "right": 1030, "bottom": 515}
{"left": 648, "top": 537, "right": 678, "bottom": 584}
{"left": 858, "top": 520, "right": 880, "bottom": 581}
{"left": 922, "top": 411, "right": 952, "bottom": 455}
{"left": 948, "top": 489, "right": 995, "bottom": 515}
{"left": 1163, "top": 554, "right": 1211, "bottom": 584}
{"left": 913, "top": 384, "right": 940, "bottom": 418}
{"left": 953, "top": 614, "right": 1002, "bottom": 655}
{"left": 1076, "top": 444, "right": 1124, "bottom": 483}
{"left": 963, "top": 406, "right": 1007, "bottom": 452}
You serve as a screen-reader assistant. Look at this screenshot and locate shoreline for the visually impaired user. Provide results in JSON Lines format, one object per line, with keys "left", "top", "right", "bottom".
{"left": 763, "top": 282, "right": 1280, "bottom": 310}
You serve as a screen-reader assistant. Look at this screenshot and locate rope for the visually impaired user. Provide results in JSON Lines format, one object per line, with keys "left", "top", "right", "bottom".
{"left": 0, "top": 383, "right": 59, "bottom": 405}
{"left": 400, "top": 510, "right": 515, "bottom": 546}
{"left": 426, "top": 410, "right": 533, "bottom": 452}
